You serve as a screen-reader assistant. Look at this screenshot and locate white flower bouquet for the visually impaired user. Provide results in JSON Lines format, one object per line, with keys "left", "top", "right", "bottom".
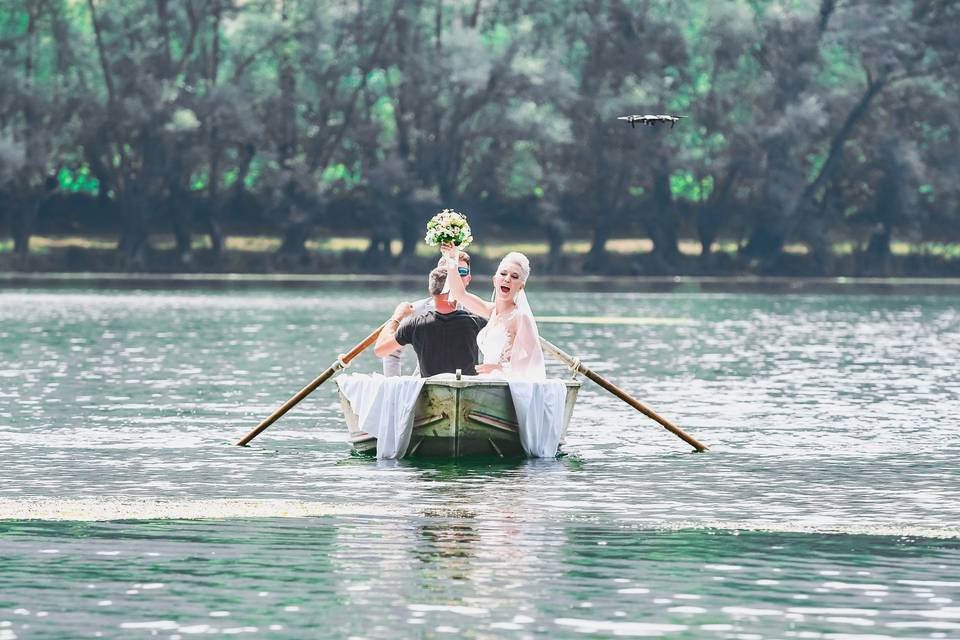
{"left": 424, "top": 209, "right": 473, "bottom": 249}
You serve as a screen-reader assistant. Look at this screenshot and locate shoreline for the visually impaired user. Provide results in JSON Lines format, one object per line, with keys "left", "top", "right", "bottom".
{"left": 3, "top": 271, "right": 960, "bottom": 293}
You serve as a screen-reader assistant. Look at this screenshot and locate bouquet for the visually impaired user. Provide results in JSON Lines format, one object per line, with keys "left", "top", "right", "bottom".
{"left": 424, "top": 209, "right": 473, "bottom": 249}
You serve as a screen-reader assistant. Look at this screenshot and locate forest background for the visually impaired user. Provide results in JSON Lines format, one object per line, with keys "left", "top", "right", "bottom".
{"left": 1, "top": 0, "right": 958, "bottom": 277}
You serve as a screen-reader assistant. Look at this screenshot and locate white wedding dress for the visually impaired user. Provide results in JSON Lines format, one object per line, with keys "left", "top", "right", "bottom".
{"left": 477, "top": 308, "right": 515, "bottom": 368}
{"left": 476, "top": 306, "right": 546, "bottom": 379}
{"left": 475, "top": 300, "right": 567, "bottom": 457}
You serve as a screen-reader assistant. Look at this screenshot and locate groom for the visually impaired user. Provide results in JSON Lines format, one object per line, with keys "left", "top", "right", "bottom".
{"left": 380, "top": 251, "right": 474, "bottom": 376}
{"left": 374, "top": 265, "right": 486, "bottom": 377}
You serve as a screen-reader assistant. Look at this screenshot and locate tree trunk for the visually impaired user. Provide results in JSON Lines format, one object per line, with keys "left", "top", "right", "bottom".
{"left": 696, "top": 205, "right": 720, "bottom": 265}
{"left": 11, "top": 200, "right": 35, "bottom": 256}
{"left": 362, "top": 229, "right": 393, "bottom": 269}
{"left": 278, "top": 202, "right": 313, "bottom": 255}
{"left": 862, "top": 224, "right": 891, "bottom": 276}
{"left": 230, "top": 144, "right": 256, "bottom": 203}
{"left": 397, "top": 201, "right": 420, "bottom": 259}
{"left": 278, "top": 0, "right": 296, "bottom": 164}
{"left": 206, "top": 2, "right": 223, "bottom": 258}
{"left": 86, "top": 0, "right": 116, "bottom": 103}
{"left": 742, "top": 135, "right": 792, "bottom": 267}
{"left": 585, "top": 214, "right": 611, "bottom": 272}
{"left": 279, "top": 225, "right": 309, "bottom": 255}
{"left": 541, "top": 199, "right": 567, "bottom": 275}
{"left": 741, "top": 225, "right": 783, "bottom": 269}
{"left": 585, "top": 153, "right": 613, "bottom": 272}
{"left": 155, "top": 0, "right": 172, "bottom": 76}
{"left": 206, "top": 215, "right": 224, "bottom": 254}
{"left": 118, "top": 191, "right": 150, "bottom": 269}
{"left": 644, "top": 219, "right": 680, "bottom": 271}
{"left": 697, "top": 163, "right": 740, "bottom": 265}
{"left": 859, "top": 152, "right": 900, "bottom": 276}
{"left": 173, "top": 225, "right": 193, "bottom": 264}
{"left": 171, "top": 194, "right": 193, "bottom": 266}
{"left": 546, "top": 224, "right": 565, "bottom": 274}
{"left": 644, "top": 167, "right": 680, "bottom": 266}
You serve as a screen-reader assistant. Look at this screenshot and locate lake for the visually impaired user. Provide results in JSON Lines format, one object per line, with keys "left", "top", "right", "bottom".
{"left": 1, "top": 284, "right": 958, "bottom": 639}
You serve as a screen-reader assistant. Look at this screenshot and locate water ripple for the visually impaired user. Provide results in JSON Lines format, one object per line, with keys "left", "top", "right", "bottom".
{"left": 1, "top": 288, "right": 959, "bottom": 639}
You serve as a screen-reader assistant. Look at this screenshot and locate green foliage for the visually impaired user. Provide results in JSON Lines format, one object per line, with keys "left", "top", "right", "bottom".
{"left": 322, "top": 163, "right": 360, "bottom": 186}
{"left": 56, "top": 166, "right": 98, "bottom": 194}
{"left": 670, "top": 172, "right": 714, "bottom": 202}
{"left": 0, "top": 0, "right": 957, "bottom": 270}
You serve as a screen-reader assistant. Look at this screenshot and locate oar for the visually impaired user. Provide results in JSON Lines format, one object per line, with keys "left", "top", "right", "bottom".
{"left": 539, "top": 337, "right": 709, "bottom": 452}
{"left": 235, "top": 322, "right": 386, "bottom": 446}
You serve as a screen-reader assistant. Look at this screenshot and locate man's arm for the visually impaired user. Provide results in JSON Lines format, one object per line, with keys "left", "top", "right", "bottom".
{"left": 374, "top": 302, "right": 414, "bottom": 358}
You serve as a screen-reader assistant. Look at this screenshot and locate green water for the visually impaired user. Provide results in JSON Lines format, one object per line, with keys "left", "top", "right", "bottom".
{"left": 1, "top": 287, "right": 958, "bottom": 638}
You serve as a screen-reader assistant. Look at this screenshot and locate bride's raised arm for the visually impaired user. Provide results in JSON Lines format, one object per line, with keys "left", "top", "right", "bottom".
{"left": 441, "top": 243, "right": 493, "bottom": 318}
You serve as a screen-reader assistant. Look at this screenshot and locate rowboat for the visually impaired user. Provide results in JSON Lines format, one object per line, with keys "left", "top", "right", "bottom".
{"left": 340, "top": 378, "right": 581, "bottom": 458}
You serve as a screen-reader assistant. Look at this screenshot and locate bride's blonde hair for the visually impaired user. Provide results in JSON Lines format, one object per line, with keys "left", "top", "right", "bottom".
{"left": 498, "top": 252, "right": 531, "bottom": 283}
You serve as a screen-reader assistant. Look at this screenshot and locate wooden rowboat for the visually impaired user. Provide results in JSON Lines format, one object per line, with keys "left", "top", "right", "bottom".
{"left": 339, "top": 378, "right": 580, "bottom": 458}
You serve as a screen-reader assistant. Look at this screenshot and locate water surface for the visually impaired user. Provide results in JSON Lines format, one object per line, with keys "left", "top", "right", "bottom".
{"left": 1, "top": 287, "right": 958, "bottom": 638}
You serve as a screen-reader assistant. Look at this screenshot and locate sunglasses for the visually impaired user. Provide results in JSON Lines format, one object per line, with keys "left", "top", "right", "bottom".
{"left": 457, "top": 267, "right": 470, "bottom": 276}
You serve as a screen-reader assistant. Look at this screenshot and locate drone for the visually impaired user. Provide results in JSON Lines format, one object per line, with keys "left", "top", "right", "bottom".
{"left": 618, "top": 114, "right": 687, "bottom": 129}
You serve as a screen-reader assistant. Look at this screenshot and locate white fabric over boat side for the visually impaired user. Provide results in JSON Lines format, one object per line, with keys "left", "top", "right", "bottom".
{"left": 336, "top": 373, "right": 425, "bottom": 459}
{"left": 508, "top": 380, "right": 569, "bottom": 457}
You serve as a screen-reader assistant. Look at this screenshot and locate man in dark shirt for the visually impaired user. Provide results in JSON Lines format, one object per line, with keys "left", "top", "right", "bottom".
{"left": 374, "top": 267, "right": 487, "bottom": 376}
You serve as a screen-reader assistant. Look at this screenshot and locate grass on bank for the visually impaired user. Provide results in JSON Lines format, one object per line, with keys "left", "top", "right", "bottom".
{"left": 3, "top": 235, "right": 960, "bottom": 259}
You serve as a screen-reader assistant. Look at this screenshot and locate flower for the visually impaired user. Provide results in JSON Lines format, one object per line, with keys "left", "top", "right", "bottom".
{"left": 424, "top": 209, "right": 472, "bottom": 249}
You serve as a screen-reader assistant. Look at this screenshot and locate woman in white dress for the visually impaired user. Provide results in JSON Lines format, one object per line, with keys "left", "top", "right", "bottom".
{"left": 441, "top": 244, "right": 546, "bottom": 379}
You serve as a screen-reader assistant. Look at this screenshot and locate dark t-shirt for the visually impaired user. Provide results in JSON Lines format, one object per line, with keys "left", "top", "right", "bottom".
{"left": 395, "top": 310, "right": 487, "bottom": 377}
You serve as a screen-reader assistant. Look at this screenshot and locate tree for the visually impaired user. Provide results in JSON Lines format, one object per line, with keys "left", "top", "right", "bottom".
{"left": 2, "top": 0, "right": 958, "bottom": 276}
{"left": 741, "top": 0, "right": 960, "bottom": 272}
{"left": 0, "top": 0, "right": 80, "bottom": 256}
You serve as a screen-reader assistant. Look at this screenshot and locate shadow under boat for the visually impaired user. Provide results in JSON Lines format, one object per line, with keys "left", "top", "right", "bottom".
{"left": 339, "top": 378, "right": 580, "bottom": 458}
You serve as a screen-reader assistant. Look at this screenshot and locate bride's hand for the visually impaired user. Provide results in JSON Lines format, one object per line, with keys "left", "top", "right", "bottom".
{"left": 440, "top": 242, "right": 459, "bottom": 262}
{"left": 475, "top": 363, "right": 500, "bottom": 374}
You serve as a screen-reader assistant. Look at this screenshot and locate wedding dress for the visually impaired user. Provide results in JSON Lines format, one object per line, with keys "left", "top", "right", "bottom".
{"left": 477, "top": 308, "right": 515, "bottom": 366}
{"left": 476, "top": 292, "right": 567, "bottom": 457}
{"left": 476, "top": 296, "right": 546, "bottom": 380}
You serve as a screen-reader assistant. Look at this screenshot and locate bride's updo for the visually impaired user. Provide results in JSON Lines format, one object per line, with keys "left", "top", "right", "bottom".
{"left": 498, "top": 252, "right": 531, "bottom": 283}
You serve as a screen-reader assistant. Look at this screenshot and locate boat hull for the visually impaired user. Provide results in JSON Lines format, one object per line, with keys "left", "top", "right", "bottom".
{"left": 340, "top": 379, "right": 580, "bottom": 458}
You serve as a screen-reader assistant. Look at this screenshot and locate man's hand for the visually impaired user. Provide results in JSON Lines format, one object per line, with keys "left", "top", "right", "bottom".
{"left": 392, "top": 301, "right": 414, "bottom": 322}
{"left": 375, "top": 302, "right": 413, "bottom": 358}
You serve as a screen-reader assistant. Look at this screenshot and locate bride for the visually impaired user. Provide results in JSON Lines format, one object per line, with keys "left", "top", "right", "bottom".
{"left": 441, "top": 244, "right": 546, "bottom": 379}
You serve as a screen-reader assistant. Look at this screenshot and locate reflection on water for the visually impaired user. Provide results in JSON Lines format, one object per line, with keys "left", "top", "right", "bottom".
{"left": 1, "top": 287, "right": 959, "bottom": 638}
{"left": 2, "top": 518, "right": 959, "bottom": 638}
